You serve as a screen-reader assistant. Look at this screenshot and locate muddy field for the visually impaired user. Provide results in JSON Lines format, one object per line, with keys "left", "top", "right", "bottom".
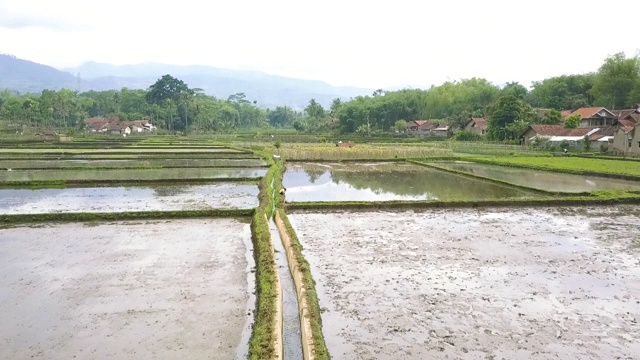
{"left": 290, "top": 207, "right": 640, "bottom": 359}
{"left": 0, "top": 219, "right": 253, "bottom": 359}
{"left": 0, "top": 183, "right": 259, "bottom": 214}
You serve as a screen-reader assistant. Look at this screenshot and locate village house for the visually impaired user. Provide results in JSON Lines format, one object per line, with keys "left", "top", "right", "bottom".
{"left": 521, "top": 125, "right": 615, "bottom": 150}
{"left": 463, "top": 118, "right": 487, "bottom": 135}
{"left": 522, "top": 104, "right": 640, "bottom": 153}
{"left": 609, "top": 104, "right": 640, "bottom": 155}
{"left": 565, "top": 107, "right": 617, "bottom": 127}
{"left": 84, "top": 117, "right": 156, "bottom": 134}
{"left": 406, "top": 120, "right": 448, "bottom": 137}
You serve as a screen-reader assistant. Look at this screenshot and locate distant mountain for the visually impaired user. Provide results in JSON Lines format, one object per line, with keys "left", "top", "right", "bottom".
{"left": 0, "top": 54, "right": 80, "bottom": 93}
{"left": 0, "top": 55, "right": 372, "bottom": 109}
{"left": 66, "top": 62, "right": 371, "bottom": 109}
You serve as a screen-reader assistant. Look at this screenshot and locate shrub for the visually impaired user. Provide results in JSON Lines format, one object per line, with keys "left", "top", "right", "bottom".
{"left": 453, "top": 130, "right": 482, "bottom": 141}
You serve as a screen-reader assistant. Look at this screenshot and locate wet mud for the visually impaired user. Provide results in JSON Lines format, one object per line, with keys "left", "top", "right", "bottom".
{"left": 290, "top": 207, "right": 640, "bottom": 359}
{"left": 0, "top": 183, "right": 258, "bottom": 214}
{"left": 0, "top": 219, "right": 252, "bottom": 359}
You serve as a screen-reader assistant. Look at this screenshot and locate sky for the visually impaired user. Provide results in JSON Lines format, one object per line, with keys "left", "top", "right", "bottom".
{"left": 1, "top": 0, "right": 639, "bottom": 90}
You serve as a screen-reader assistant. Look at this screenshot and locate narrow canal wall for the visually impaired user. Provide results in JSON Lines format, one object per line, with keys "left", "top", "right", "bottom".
{"left": 275, "top": 211, "right": 316, "bottom": 360}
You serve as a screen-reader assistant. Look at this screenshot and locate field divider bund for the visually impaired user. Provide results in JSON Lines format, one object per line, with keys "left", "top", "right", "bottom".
{"left": 284, "top": 195, "right": 640, "bottom": 212}
{"left": 0, "top": 177, "right": 262, "bottom": 188}
{"left": 0, "top": 165, "right": 270, "bottom": 171}
{"left": 0, "top": 209, "right": 254, "bottom": 224}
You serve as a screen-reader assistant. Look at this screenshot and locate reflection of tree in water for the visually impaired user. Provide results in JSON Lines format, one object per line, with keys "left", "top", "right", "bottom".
{"left": 329, "top": 169, "right": 531, "bottom": 200}
{"left": 304, "top": 168, "right": 327, "bottom": 184}
{"left": 153, "top": 185, "right": 188, "bottom": 197}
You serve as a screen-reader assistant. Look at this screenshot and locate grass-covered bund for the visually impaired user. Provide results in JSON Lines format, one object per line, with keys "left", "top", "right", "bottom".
{"left": 248, "top": 157, "right": 280, "bottom": 360}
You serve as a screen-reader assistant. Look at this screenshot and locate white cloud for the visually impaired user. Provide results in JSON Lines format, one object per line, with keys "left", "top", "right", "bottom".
{"left": 1, "top": 0, "right": 639, "bottom": 88}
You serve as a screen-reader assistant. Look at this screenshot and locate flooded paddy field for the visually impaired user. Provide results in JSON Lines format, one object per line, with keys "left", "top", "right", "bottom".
{"left": 290, "top": 207, "right": 640, "bottom": 359}
{"left": 0, "top": 153, "right": 258, "bottom": 161}
{"left": 432, "top": 161, "right": 640, "bottom": 192}
{"left": 0, "top": 158, "right": 267, "bottom": 169}
{"left": 0, "top": 219, "right": 254, "bottom": 359}
{"left": 0, "top": 167, "right": 267, "bottom": 183}
{"left": 282, "top": 162, "right": 539, "bottom": 202}
{"left": 0, "top": 148, "right": 246, "bottom": 154}
{"left": 0, "top": 183, "right": 259, "bottom": 214}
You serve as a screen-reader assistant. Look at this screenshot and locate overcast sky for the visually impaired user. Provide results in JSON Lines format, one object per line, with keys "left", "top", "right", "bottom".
{"left": 1, "top": 0, "right": 638, "bottom": 89}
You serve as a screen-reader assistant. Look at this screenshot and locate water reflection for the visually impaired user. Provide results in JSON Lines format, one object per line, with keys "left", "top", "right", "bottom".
{"left": 0, "top": 183, "right": 259, "bottom": 214}
{"left": 432, "top": 162, "right": 640, "bottom": 192}
{"left": 282, "top": 162, "right": 537, "bottom": 202}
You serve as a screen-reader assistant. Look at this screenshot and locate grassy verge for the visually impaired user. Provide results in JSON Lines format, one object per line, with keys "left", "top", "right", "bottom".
{"left": 248, "top": 157, "right": 280, "bottom": 360}
{"left": 276, "top": 208, "right": 330, "bottom": 360}
{"left": 464, "top": 156, "right": 640, "bottom": 180}
{"left": 0, "top": 209, "right": 253, "bottom": 225}
{"left": 284, "top": 192, "right": 640, "bottom": 211}
{"left": 409, "top": 160, "right": 590, "bottom": 197}
{"left": 0, "top": 178, "right": 261, "bottom": 189}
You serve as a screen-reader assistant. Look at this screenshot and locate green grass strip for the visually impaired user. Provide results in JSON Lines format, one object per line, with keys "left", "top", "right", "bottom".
{"left": 248, "top": 157, "right": 279, "bottom": 360}
{"left": 0, "top": 178, "right": 261, "bottom": 189}
{"left": 284, "top": 192, "right": 640, "bottom": 211}
{"left": 0, "top": 209, "right": 253, "bottom": 224}
{"left": 276, "top": 208, "right": 331, "bottom": 360}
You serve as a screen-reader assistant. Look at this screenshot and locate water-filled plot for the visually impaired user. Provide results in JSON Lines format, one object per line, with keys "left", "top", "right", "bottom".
{"left": 432, "top": 161, "right": 640, "bottom": 192}
{"left": 0, "top": 167, "right": 267, "bottom": 183}
{"left": 0, "top": 183, "right": 258, "bottom": 214}
{"left": 0, "top": 219, "right": 254, "bottom": 359}
{"left": 289, "top": 207, "right": 640, "bottom": 359}
{"left": 0, "top": 158, "right": 268, "bottom": 169}
{"left": 282, "top": 162, "right": 538, "bottom": 202}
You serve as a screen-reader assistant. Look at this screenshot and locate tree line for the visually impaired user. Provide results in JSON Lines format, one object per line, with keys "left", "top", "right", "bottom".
{"left": 332, "top": 52, "right": 640, "bottom": 139}
{"left": 1, "top": 52, "right": 638, "bottom": 138}
{"left": 0, "top": 74, "right": 332, "bottom": 132}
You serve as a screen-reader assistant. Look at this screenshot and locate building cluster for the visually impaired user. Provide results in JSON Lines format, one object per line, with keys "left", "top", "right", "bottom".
{"left": 463, "top": 104, "right": 640, "bottom": 155}
{"left": 84, "top": 117, "right": 157, "bottom": 136}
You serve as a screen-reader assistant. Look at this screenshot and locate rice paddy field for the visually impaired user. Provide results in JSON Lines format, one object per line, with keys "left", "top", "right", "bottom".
{"left": 3, "top": 135, "right": 640, "bottom": 360}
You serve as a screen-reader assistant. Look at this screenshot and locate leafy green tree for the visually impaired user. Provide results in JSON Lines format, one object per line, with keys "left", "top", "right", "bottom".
{"left": 394, "top": 120, "right": 407, "bottom": 132}
{"left": 487, "top": 95, "right": 534, "bottom": 140}
{"left": 539, "top": 109, "right": 563, "bottom": 124}
{"left": 453, "top": 130, "right": 481, "bottom": 141}
{"left": 329, "top": 98, "right": 343, "bottom": 118}
{"left": 268, "top": 106, "right": 295, "bottom": 128}
{"left": 591, "top": 52, "right": 640, "bottom": 109}
{"left": 564, "top": 114, "right": 581, "bottom": 128}
{"left": 501, "top": 82, "right": 528, "bottom": 99}
{"left": 146, "top": 74, "right": 192, "bottom": 130}
{"left": 304, "top": 99, "right": 326, "bottom": 120}
{"left": 528, "top": 74, "right": 595, "bottom": 110}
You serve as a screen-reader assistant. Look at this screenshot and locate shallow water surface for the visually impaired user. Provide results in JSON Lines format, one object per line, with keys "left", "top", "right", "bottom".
{"left": 0, "top": 183, "right": 258, "bottom": 214}
{"left": 433, "top": 161, "right": 640, "bottom": 192}
{"left": 282, "top": 162, "right": 537, "bottom": 202}
{"left": 0, "top": 167, "right": 267, "bottom": 182}
{"left": 0, "top": 158, "right": 267, "bottom": 169}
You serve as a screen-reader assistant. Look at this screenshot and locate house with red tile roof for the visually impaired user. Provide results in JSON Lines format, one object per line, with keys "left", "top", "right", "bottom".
{"left": 568, "top": 107, "right": 617, "bottom": 127}
{"left": 463, "top": 118, "right": 487, "bottom": 135}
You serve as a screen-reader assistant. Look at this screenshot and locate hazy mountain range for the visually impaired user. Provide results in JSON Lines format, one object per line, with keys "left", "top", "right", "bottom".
{"left": 0, "top": 54, "right": 372, "bottom": 109}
